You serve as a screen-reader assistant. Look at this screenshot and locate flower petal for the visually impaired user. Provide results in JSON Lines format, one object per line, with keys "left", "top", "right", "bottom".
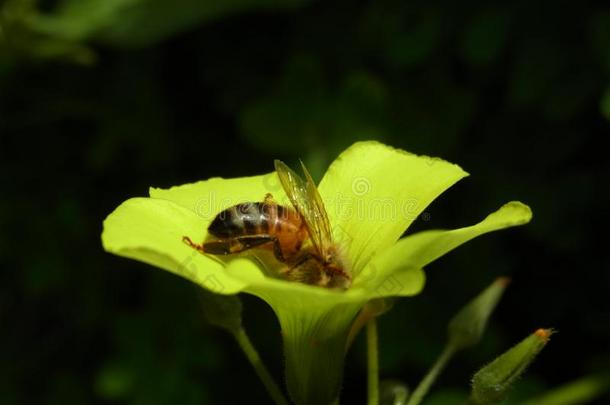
{"left": 318, "top": 141, "right": 469, "bottom": 274}
{"left": 360, "top": 201, "right": 533, "bottom": 296}
{"left": 149, "top": 173, "right": 280, "bottom": 217}
{"left": 101, "top": 197, "right": 247, "bottom": 294}
{"left": 357, "top": 265, "right": 427, "bottom": 298}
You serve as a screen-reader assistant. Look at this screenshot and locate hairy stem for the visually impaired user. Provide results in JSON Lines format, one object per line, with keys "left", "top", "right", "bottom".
{"left": 367, "top": 318, "right": 379, "bottom": 405}
{"left": 406, "top": 344, "right": 456, "bottom": 405}
{"left": 233, "top": 328, "right": 290, "bottom": 405}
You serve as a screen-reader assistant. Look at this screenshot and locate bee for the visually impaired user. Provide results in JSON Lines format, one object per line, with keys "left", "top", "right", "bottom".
{"left": 182, "top": 160, "right": 351, "bottom": 289}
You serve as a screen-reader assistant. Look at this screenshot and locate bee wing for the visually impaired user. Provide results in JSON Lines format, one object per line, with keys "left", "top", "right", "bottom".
{"left": 298, "top": 160, "right": 333, "bottom": 253}
{"left": 274, "top": 159, "right": 333, "bottom": 258}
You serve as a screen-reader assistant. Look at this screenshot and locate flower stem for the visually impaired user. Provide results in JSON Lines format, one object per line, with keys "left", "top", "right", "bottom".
{"left": 406, "top": 344, "right": 456, "bottom": 405}
{"left": 232, "top": 328, "right": 290, "bottom": 405}
{"left": 367, "top": 318, "right": 379, "bottom": 405}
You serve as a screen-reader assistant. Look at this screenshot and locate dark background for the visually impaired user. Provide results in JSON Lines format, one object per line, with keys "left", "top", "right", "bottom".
{"left": 1, "top": 0, "right": 609, "bottom": 403}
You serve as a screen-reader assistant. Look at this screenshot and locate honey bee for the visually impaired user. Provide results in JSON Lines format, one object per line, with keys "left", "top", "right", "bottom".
{"left": 182, "top": 160, "right": 351, "bottom": 289}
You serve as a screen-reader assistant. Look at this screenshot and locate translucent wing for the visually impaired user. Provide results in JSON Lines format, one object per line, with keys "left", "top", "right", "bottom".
{"left": 274, "top": 159, "right": 333, "bottom": 258}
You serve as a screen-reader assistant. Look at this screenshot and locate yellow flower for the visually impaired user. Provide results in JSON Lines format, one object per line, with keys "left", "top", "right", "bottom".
{"left": 102, "top": 141, "right": 532, "bottom": 404}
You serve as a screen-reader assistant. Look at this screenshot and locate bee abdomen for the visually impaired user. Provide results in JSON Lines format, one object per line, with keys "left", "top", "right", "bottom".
{"left": 208, "top": 202, "right": 269, "bottom": 237}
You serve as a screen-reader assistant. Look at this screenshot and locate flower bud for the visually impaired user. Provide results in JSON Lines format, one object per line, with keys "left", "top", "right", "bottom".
{"left": 448, "top": 277, "right": 509, "bottom": 350}
{"left": 470, "top": 328, "right": 553, "bottom": 404}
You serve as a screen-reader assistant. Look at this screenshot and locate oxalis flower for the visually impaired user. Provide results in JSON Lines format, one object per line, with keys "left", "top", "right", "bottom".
{"left": 101, "top": 141, "right": 532, "bottom": 405}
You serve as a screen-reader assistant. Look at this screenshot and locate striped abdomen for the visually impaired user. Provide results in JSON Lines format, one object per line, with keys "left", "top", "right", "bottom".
{"left": 207, "top": 202, "right": 307, "bottom": 259}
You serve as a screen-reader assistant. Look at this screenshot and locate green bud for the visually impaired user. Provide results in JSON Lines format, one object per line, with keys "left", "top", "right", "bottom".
{"left": 470, "top": 328, "right": 554, "bottom": 404}
{"left": 198, "top": 289, "right": 242, "bottom": 333}
{"left": 448, "top": 277, "right": 509, "bottom": 350}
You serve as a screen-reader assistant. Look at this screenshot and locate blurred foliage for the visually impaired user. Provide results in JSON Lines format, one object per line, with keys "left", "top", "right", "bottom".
{"left": 1, "top": 0, "right": 309, "bottom": 62}
{"left": 1, "top": 0, "right": 609, "bottom": 403}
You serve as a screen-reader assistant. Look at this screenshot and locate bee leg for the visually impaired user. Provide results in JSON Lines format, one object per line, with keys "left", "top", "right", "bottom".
{"left": 271, "top": 239, "right": 287, "bottom": 262}
{"left": 280, "top": 253, "right": 329, "bottom": 285}
{"left": 292, "top": 253, "right": 317, "bottom": 268}
{"left": 182, "top": 236, "right": 205, "bottom": 253}
{"left": 279, "top": 253, "right": 317, "bottom": 275}
{"left": 203, "top": 235, "right": 275, "bottom": 256}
